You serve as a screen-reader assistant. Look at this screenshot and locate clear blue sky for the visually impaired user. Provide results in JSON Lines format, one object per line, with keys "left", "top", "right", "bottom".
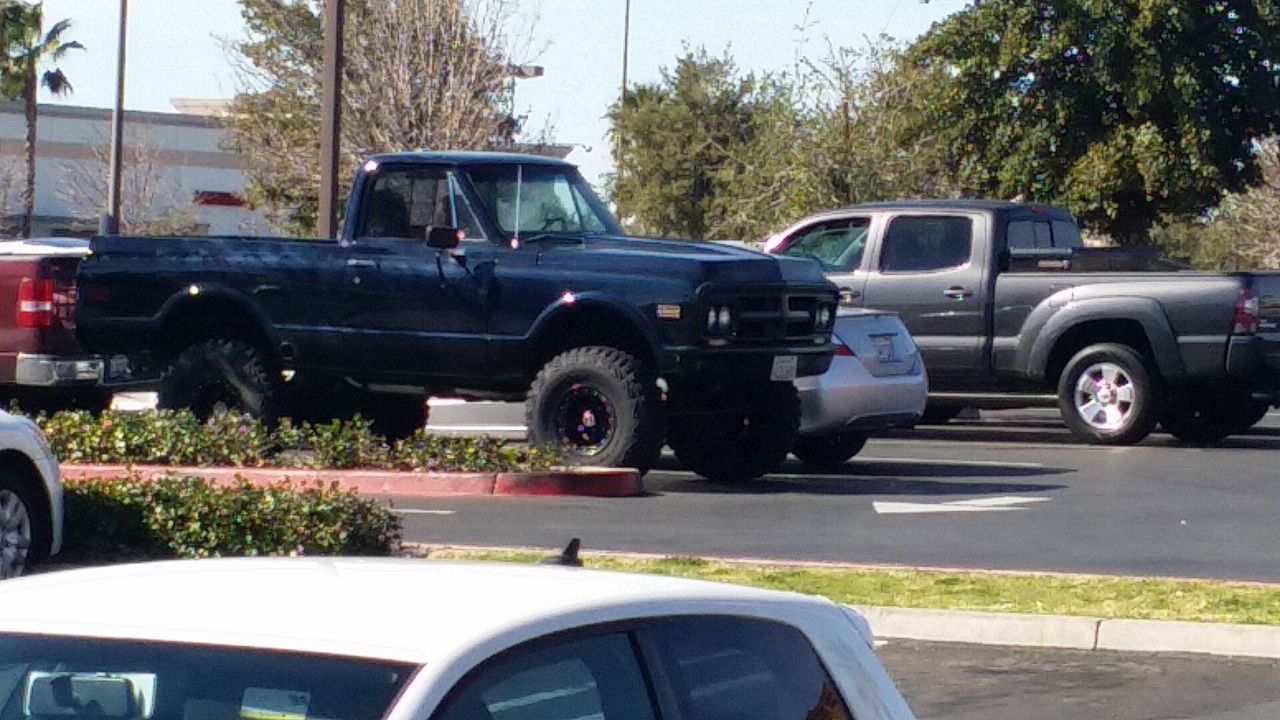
{"left": 40, "top": 0, "right": 969, "bottom": 184}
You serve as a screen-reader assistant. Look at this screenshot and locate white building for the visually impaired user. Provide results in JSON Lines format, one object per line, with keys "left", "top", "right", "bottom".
{"left": 0, "top": 100, "right": 266, "bottom": 237}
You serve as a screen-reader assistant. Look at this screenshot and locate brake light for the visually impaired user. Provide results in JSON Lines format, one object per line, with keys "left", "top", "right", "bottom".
{"left": 835, "top": 341, "right": 856, "bottom": 357}
{"left": 1232, "top": 287, "right": 1260, "bottom": 336}
{"left": 17, "top": 278, "right": 55, "bottom": 329}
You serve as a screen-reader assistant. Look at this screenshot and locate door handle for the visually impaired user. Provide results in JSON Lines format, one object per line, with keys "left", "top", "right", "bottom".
{"left": 346, "top": 258, "right": 377, "bottom": 269}
{"left": 943, "top": 287, "right": 973, "bottom": 300}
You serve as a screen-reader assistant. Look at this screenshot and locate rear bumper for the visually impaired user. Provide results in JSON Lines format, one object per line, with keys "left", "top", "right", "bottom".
{"left": 795, "top": 355, "right": 928, "bottom": 436}
{"left": 3, "top": 353, "right": 148, "bottom": 388}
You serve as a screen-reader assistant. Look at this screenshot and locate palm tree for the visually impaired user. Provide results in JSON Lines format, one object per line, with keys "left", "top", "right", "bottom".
{"left": 1, "top": 2, "right": 81, "bottom": 237}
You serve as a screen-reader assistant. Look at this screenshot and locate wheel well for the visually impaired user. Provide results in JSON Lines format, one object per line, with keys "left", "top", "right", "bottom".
{"left": 527, "top": 306, "right": 655, "bottom": 381}
{"left": 1045, "top": 319, "right": 1155, "bottom": 384}
{"left": 0, "top": 449, "right": 52, "bottom": 559}
{"left": 155, "top": 298, "right": 275, "bottom": 361}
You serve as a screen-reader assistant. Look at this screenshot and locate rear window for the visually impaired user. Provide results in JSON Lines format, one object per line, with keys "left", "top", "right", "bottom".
{"left": 0, "top": 635, "right": 415, "bottom": 720}
{"left": 1007, "top": 217, "right": 1083, "bottom": 250}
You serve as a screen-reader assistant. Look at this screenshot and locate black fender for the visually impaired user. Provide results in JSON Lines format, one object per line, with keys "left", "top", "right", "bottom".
{"left": 1018, "top": 296, "right": 1184, "bottom": 382}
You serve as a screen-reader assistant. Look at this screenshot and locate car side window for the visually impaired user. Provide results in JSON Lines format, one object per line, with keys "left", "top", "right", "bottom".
{"left": 642, "top": 617, "right": 855, "bottom": 720}
{"left": 1006, "top": 220, "right": 1052, "bottom": 250}
{"left": 359, "top": 167, "right": 485, "bottom": 242}
{"left": 782, "top": 218, "right": 870, "bottom": 271}
{"left": 880, "top": 215, "right": 973, "bottom": 273}
{"left": 432, "top": 633, "right": 657, "bottom": 720}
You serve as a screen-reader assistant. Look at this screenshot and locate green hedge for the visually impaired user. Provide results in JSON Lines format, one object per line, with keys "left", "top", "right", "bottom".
{"left": 61, "top": 475, "right": 402, "bottom": 561}
{"left": 38, "top": 410, "right": 560, "bottom": 472}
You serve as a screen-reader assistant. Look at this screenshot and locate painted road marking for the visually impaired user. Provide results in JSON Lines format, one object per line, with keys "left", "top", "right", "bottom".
{"left": 425, "top": 425, "right": 528, "bottom": 433}
{"left": 873, "top": 495, "right": 1051, "bottom": 515}
{"left": 858, "top": 456, "right": 1045, "bottom": 469}
{"left": 392, "top": 509, "right": 458, "bottom": 516}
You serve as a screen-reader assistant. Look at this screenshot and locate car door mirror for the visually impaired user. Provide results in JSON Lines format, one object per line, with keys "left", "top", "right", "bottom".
{"left": 426, "top": 226, "right": 462, "bottom": 250}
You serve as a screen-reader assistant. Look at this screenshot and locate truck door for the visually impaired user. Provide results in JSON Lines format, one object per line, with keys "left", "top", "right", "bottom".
{"left": 860, "top": 212, "right": 990, "bottom": 380}
{"left": 341, "top": 164, "right": 491, "bottom": 384}
{"left": 774, "top": 214, "right": 873, "bottom": 307}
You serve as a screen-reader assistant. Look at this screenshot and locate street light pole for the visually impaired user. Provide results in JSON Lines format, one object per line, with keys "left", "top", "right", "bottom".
{"left": 614, "top": 0, "right": 630, "bottom": 174}
{"left": 101, "top": 0, "right": 128, "bottom": 236}
{"left": 318, "top": 0, "right": 345, "bottom": 240}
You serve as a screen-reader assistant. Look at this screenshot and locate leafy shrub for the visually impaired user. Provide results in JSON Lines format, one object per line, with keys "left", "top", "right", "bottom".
{"left": 61, "top": 475, "right": 402, "bottom": 560}
{"left": 36, "top": 410, "right": 563, "bottom": 472}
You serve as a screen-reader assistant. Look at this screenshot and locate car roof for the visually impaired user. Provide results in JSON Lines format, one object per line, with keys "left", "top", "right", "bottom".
{"left": 837, "top": 199, "right": 1074, "bottom": 215}
{"left": 0, "top": 558, "right": 839, "bottom": 664}
{"left": 367, "top": 151, "right": 574, "bottom": 168}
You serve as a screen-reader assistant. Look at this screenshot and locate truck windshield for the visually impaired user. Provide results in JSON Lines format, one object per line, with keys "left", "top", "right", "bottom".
{"left": 467, "top": 165, "right": 622, "bottom": 239}
{"left": 0, "top": 635, "right": 416, "bottom": 720}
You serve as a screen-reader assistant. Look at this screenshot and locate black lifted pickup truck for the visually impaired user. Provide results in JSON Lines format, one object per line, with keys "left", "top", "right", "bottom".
{"left": 767, "top": 200, "right": 1280, "bottom": 446}
{"left": 75, "top": 152, "right": 839, "bottom": 480}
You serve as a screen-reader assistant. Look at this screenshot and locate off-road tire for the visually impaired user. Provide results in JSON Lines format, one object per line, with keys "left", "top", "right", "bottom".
{"left": 792, "top": 433, "right": 869, "bottom": 471}
{"left": 526, "top": 347, "right": 665, "bottom": 473}
{"left": 364, "top": 394, "right": 430, "bottom": 441}
{"left": 920, "top": 404, "right": 963, "bottom": 425}
{"left": 1057, "top": 343, "right": 1160, "bottom": 446}
{"left": 668, "top": 382, "right": 801, "bottom": 483}
{"left": 1160, "top": 389, "right": 1260, "bottom": 444}
{"left": 158, "top": 338, "right": 282, "bottom": 422}
{"left": 0, "top": 467, "right": 49, "bottom": 580}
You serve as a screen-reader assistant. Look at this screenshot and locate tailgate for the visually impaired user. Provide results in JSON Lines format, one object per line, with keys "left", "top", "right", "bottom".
{"left": 833, "top": 310, "right": 918, "bottom": 377}
{"left": 1253, "top": 273, "right": 1280, "bottom": 371}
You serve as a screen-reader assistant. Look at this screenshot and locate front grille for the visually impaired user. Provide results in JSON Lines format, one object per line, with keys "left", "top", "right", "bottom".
{"left": 709, "top": 292, "right": 833, "bottom": 341}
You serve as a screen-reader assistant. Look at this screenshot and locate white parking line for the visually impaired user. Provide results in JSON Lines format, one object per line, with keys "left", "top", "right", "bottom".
{"left": 425, "top": 425, "right": 528, "bottom": 433}
{"left": 392, "top": 509, "right": 458, "bottom": 515}
{"left": 858, "top": 456, "right": 1046, "bottom": 469}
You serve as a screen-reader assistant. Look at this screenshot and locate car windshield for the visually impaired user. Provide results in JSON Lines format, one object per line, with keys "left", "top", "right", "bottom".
{"left": 0, "top": 635, "right": 416, "bottom": 720}
{"left": 466, "top": 165, "right": 622, "bottom": 239}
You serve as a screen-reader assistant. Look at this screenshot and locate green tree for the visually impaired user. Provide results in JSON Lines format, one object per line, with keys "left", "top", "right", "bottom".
{"left": 1, "top": 1, "right": 81, "bottom": 238}
{"left": 901, "top": 0, "right": 1280, "bottom": 242}
{"left": 610, "top": 49, "right": 765, "bottom": 240}
{"left": 227, "top": 0, "right": 527, "bottom": 236}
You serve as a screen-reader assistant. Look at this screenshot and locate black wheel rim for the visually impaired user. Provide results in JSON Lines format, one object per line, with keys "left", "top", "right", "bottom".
{"left": 554, "top": 384, "right": 615, "bottom": 455}
{"left": 193, "top": 378, "right": 240, "bottom": 418}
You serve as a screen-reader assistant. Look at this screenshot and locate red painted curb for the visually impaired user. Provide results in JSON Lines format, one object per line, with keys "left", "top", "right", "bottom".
{"left": 495, "top": 468, "right": 644, "bottom": 497}
{"left": 59, "top": 464, "right": 643, "bottom": 498}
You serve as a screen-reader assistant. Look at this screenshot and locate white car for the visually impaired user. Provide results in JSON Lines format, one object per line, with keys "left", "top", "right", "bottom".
{"left": 0, "top": 409, "right": 62, "bottom": 579}
{"left": 793, "top": 309, "right": 928, "bottom": 469}
{"left": 0, "top": 558, "right": 916, "bottom": 720}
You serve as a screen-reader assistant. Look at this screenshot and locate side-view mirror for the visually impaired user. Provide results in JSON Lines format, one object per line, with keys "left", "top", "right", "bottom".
{"left": 426, "top": 226, "right": 462, "bottom": 250}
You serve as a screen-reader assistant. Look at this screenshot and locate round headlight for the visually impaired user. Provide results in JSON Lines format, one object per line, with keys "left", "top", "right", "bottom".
{"left": 707, "top": 308, "right": 718, "bottom": 330}
{"left": 717, "top": 307, "right": 733, "bottom": 330}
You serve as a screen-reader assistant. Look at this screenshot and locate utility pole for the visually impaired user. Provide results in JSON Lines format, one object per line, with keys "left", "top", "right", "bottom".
{"left": 100, "top": 0, "right": 128, "bottom": 236}
{"left": 614, "top": 0, "right": 630, "bottom": 175}
{"left": 318, "top": 0, "right": 345, "bottom": 240}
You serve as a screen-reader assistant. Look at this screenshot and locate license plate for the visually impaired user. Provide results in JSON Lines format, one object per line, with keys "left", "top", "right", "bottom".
{"left": 770, "top": 355, "right": 798, "bottom": 382}
{"left": 872, "top": 335, "right": 896, "bottom": 362}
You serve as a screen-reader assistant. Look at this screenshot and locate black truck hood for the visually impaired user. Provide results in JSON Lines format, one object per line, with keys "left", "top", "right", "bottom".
{"left": 532, "top": 234, "right": 832, "bottom": 289}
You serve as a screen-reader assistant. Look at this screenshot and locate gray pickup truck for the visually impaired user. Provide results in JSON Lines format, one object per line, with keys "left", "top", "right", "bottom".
{"left": 766, "top": 200, "right": 1280, "bottom": 445}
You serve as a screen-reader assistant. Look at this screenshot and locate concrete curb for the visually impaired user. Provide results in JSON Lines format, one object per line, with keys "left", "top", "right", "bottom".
{"left": 852, "top": 606, "right": 1280, "bottom": 660}
{"left": 59, "top": 464, "right": 644, "bottom": 499}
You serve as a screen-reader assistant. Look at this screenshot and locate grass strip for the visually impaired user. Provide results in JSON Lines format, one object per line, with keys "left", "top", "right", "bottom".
{"left": 421, "top": 549, "right": 1280, "bottom": 626}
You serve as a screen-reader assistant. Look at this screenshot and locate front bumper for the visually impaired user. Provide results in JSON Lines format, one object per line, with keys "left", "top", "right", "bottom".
{"left": 12, "top": 353, "right": 141, "bottom": 388}
{"left": 659, "top": 341, "right": 836, "bottom": 382}
{"left": 795, "top": 354, "right": 928, "bottom": 436}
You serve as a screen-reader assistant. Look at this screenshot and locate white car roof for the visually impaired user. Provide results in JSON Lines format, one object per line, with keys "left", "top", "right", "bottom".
{"left": 0, "top": 558, "right": 844, "bottom": 664}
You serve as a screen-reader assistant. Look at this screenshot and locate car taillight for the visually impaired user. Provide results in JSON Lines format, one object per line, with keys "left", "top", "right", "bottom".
{"left": 17, "top": 278, "right": 55, "bottom": 329}
{"left": 835, "top": 341, "right": 856, "bottom": 357}
{"left": 1232, "top": 287, "right": 1260, "bottom": 336}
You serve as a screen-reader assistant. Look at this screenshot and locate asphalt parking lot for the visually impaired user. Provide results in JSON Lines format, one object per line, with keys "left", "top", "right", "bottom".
{"left": 882, "top": 640, "right": 1280, "bottom": 720}
{"left": 407, "top": 402, "right": 1280, "bottom": 581}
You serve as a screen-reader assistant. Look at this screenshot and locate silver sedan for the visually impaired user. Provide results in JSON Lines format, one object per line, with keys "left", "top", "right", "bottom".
{"left": 793, "top": 309, "right": 927, "bottom": 468}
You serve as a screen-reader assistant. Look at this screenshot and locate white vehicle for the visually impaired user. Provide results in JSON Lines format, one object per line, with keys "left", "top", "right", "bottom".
{"left": 0, "top": 409, "right": 62, "bottom": 579}
{"left": 793, "top": 309, "right": 928, "bottom": 469}
{"left": 0, "top": 557, "right": 916, "bottom": 720}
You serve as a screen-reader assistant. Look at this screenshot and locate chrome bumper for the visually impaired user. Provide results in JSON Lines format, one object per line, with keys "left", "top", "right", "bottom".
{"left": 14, "top": 353, "right": 133, "bottom": 387}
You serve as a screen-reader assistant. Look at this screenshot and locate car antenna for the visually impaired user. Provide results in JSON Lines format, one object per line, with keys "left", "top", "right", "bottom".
{"left": 542, "top": 538, "right": 583, "bottom": 567}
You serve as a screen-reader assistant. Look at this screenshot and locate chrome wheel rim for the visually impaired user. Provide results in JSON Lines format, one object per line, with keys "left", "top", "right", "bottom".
{"left": 0, "top": 489, "right": 33, "bottom": 580}
{"left": 1074, "top": 362, "right": 1136, "bottom": 431}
